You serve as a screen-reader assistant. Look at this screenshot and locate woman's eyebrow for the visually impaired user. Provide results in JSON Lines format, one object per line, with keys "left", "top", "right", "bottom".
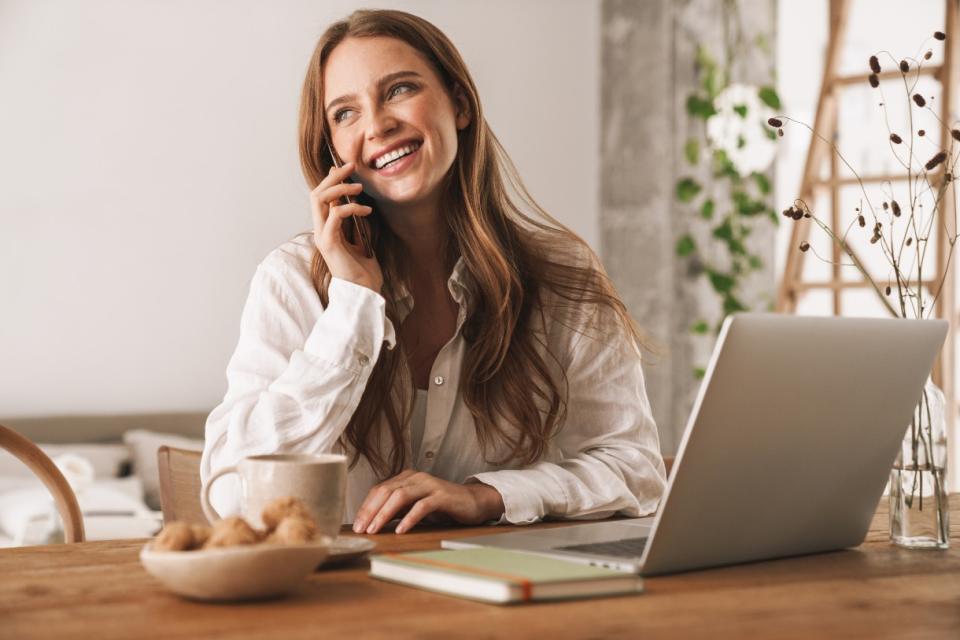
{"left": 325, "top": 70, "right": 424, "bottom": 115}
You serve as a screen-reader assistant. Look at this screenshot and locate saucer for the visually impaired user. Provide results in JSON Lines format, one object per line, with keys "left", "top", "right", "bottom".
{"left": 316, "top": 536, "right": 376, "bottom": 568}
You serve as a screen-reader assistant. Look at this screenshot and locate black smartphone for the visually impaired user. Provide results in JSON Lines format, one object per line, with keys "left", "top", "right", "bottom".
{"left": 326, "top": 142, "right": 374, "bottom": 258}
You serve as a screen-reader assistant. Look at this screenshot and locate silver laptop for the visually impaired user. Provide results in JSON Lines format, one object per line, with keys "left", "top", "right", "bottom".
{"left": 442, "top": 313, "right": 947, "bottom": 575}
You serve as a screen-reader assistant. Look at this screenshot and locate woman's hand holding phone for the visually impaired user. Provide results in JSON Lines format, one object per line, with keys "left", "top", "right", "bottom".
{"left": 310, "top": 161, "right": 383, "bottom": 294}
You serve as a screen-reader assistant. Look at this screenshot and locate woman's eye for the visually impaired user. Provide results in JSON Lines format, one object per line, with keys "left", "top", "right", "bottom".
{"left": 333, "top": 108, "right": 353, "bottom": 124}
{"left": 389, "top": 83, "right": 415, "bottom": 98}
{"left": 332, "top": 84, "right": 415, "bottom": 124}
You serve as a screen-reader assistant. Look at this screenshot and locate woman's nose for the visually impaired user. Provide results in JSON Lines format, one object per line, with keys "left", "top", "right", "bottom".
{"left": 366, "top": 104, "right": 399, "bottom": 140}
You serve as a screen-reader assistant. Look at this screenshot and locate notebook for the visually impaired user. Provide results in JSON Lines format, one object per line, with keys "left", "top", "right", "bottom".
{"left": 369, "top": 547, "right": 643, "bottom": 604}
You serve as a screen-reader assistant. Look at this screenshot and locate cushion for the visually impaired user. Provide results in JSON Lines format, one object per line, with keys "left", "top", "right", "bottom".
{"left": 0, "top": 442, "right": 130, "bottom": 479}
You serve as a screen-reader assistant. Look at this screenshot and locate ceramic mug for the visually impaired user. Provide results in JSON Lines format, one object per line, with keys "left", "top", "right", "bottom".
{"left": 201, "top": 454, "right": 346, "bottom": 539}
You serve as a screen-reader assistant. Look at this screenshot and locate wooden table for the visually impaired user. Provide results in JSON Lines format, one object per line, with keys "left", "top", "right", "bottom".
{"left": 2, "top": 498, "right": 958, "bottom": 640}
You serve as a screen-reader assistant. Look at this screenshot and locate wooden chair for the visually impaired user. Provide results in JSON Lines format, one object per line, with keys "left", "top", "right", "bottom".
{"left": 0, "top": 424, "right": 85, "bottom": 542}
{"left": 157, "top": 446, "right": 208, "bottom": 526}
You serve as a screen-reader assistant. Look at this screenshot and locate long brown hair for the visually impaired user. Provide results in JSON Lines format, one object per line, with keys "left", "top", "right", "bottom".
{"left": 298, "top": 9, "right": 653, "bottom": 478}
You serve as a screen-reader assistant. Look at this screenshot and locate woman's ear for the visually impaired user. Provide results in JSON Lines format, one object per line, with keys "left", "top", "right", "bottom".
{"left": 453, "top": 84, "right": 472, "bottom": 130}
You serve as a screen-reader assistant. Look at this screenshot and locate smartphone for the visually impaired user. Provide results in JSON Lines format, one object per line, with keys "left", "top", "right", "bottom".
{"left": 326, "top": 142, "right": 374, "bottom": 258}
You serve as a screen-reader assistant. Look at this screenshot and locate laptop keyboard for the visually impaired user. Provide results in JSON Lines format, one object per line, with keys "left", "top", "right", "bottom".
{"left": 556, "top": 536, "right": 649, "bottom": 558}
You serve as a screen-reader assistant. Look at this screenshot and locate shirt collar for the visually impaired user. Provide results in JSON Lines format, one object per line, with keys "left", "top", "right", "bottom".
{"left": 386, "top": 255, "right": 473, "bottom": 320}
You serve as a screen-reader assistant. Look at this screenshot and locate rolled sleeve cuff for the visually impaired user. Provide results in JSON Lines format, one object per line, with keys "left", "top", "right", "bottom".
{"left": 466, "top": 470, "right": 567, "bottom": 525}
{"left": 303, "top": 277, "right": 396, "bottom": 372}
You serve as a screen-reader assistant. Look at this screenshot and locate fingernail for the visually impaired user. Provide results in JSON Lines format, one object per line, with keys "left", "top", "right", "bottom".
{"left": 366, "top": 523, "right": 376, "bottom": 534}
{"left": 395, "top": 525, "right": 405, "bottom": 535}
{"left": 352, "top": 522, "right": 362, "bottom": 533}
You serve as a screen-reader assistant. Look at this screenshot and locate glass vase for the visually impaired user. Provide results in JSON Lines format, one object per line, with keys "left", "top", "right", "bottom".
{"left": 889, "top": 378, "right": 950, "bottom": 549}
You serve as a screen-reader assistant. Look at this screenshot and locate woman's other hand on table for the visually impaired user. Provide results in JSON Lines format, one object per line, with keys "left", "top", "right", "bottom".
{"left": 353, "top": 470, "right": 505, "bottom": 534}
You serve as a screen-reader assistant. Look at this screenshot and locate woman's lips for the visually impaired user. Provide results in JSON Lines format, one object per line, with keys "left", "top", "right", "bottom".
{"left": 375, "top": 145, "right": 420, "bottom": 176}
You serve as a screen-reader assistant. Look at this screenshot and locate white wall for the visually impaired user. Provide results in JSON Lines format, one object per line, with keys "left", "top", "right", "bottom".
{"left": 0, "top": 0, "right": 599, "bottom": 417}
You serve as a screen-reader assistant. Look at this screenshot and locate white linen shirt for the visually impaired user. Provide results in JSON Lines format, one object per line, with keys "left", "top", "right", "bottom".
{"left": 201, "top": 234, "right": 667, "bottom": 525}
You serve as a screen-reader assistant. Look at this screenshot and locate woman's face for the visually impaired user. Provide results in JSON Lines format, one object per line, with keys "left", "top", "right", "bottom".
{"left": 322, "top": 36, "right": 470, "bottom": 210}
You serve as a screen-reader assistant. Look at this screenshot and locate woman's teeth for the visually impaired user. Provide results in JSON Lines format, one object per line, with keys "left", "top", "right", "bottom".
{"left": 375, "top": 142, "right": 420, "bottom": 169}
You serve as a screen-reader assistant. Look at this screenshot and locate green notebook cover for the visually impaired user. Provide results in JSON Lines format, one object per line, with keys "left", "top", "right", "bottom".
{"left": 369, "top": 547, "right": 643, "bottom": 603}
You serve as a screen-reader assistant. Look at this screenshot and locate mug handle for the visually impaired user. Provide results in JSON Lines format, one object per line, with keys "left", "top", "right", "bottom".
{"left": 201, "top": 465, "right": 239, "bottom": 523}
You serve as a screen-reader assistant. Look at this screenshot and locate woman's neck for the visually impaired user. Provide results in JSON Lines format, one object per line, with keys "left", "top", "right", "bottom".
{"left": 380, "top": 200, "right": 455, "bottom": 288}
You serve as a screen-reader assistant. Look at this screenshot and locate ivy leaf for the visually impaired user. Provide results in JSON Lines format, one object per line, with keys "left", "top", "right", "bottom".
{"left": 686, "top": 95, "right": 717, "bottom": 119}
{"left": 676, "top": 178, "right": 701, "bottom": 202}
{"left": 758, "top": 86, "right": 781, "bottom": 109}
{"left": 712, "top": 149, "right": 739, "bottom": 179}
{"left": 763, "top": 122, "right": 778, "bottom": 140}
{"left": 733, "top": 190, "right": 766, "bottom": 216}
{"left": 700, "top": 199, "right": 715, "bottom": 220}
{"left": 695, "top": 45, "right": 717, "bottom": 73}
{"left": 684, "top": 138, "right": 699, "bottom": 165}
{"left": 752, "top": 172, "right": 771, "bottom": 195}
{"left": 693, "top": 367, "right": 706, "bottom": 380}
{"left": 723, "top": 294, "right": 748, "bottom": 315}
{"left": 691, "top": 320, "right": 710, "bottom": 335}
{"left": 707, "top": 269, "right": 736, "bottom": 294}
{"left": 675, "top": 234, "right": 696, "bottom": 257}
{"left": 733, "top": 104, "right": 748, "bottom": 118}
{"left": 748, "top": 255, "right": 764, "bottom": 270}
{"left": 712, "top": 218, "right": 734, "bottom": 241}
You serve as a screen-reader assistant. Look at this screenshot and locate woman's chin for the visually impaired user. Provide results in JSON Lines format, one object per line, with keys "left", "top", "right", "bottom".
{"left": 372, "top": 185, "right": 438, "bottom": 210}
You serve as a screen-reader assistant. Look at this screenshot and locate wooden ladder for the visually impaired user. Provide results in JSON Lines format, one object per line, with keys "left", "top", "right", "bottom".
{"left": 776, "top": 0, "right": 959, "bottom": 445}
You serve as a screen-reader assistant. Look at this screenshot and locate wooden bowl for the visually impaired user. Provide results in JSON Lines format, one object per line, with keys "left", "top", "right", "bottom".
{"left": 140, "top": 537, "right": 331, "bottom": 601}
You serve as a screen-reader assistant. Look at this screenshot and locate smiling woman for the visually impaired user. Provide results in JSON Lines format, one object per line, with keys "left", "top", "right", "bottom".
{"left": 200, "top": 8, "right": 667, "bottom": 535}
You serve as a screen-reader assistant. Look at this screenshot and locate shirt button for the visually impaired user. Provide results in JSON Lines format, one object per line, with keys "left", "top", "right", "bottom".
{"left": 425, "top": 451, "right": 435, "bottom": 459}
{"left": 434, "top": 375, "right": 445, "bottom": 386}
{"left": 358, "top": 354, "right": 370, "bottom": 366}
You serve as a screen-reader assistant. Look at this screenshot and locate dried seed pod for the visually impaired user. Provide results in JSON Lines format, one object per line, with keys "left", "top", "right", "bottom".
{"left": 907, "top": 237, "right": 914, "bottom": 246}
{"left": 792, "top": 208, "right": 804, "bottom": 220}
{"left": 782, "top": 208, "right": 794, "bottom": 218}
{"left": 919, "top": 129, "right": 926, "bottom": 136}
{"left": 891, "top": 200, "right": 901, "bottom": 217}
{"left": 925, "top": 151, "right": 947, "bottom": 171}
{"left": 890, "top": 133, "right": 902, "bottom": 144}
{"left": 869, "top": 73, "right": 880, "bottom": 88}
{"left": 767, "top": 117, "right": 783, "bottom": 127}
{"left": 935, "top": 31, "right": 946, "bottom": 41}
{"left": 858, "top": 215, "right": 866, "bottom": 227}
{"left": 870, "top": 234, "right": 881, "bottom": 244}
{"left": 882, "top": 201, "right": 889, "bottom": 210}
{"left": 778, "top": 128, "right": 784, "bottom": 137}
{"left": 799, "top": 241, "right": 810, "bottom": 252}
{"left": 925, "top": 50, "right": 933, "bottom": 60}
{"left": 946, "top": 173, "right": 954, "bottom": 182}
{"left": 951, "top": 129, "right": 960, "bottom": 141}
{"left": 913, "top": 93, "right": 927, "bottom": 107}
{"left": 885, "top": 286, "right": 892, "bottom": 296}
{"left": 869, "top": 55, "right": 881, "bottom": 73}
{"left": 900, "top": 59, "right": 910, "bottom": 73}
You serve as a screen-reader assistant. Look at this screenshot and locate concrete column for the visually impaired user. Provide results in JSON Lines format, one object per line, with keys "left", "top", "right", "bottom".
{"left": 600, "top": 0, "right": 777, "bottom": 453}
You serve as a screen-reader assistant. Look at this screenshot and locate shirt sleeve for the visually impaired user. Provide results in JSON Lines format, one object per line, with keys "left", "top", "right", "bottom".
{"left": 200, "top": 259, "right": 396, "bottom": 516}
{"left": 466, "top": 304, "right": 667, "bottom": 525}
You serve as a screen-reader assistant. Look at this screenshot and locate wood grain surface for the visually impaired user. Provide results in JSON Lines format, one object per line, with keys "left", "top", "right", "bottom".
{"left": 1, "top": 497, "right": 957, "bottom": 640}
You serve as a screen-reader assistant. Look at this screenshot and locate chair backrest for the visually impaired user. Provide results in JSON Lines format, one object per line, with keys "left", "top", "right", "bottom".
{"left": 157, "top": 446, "right": 208, "bottom": 526}
{"left": 0, "top": 425, "right": 85, "bottom": 542}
